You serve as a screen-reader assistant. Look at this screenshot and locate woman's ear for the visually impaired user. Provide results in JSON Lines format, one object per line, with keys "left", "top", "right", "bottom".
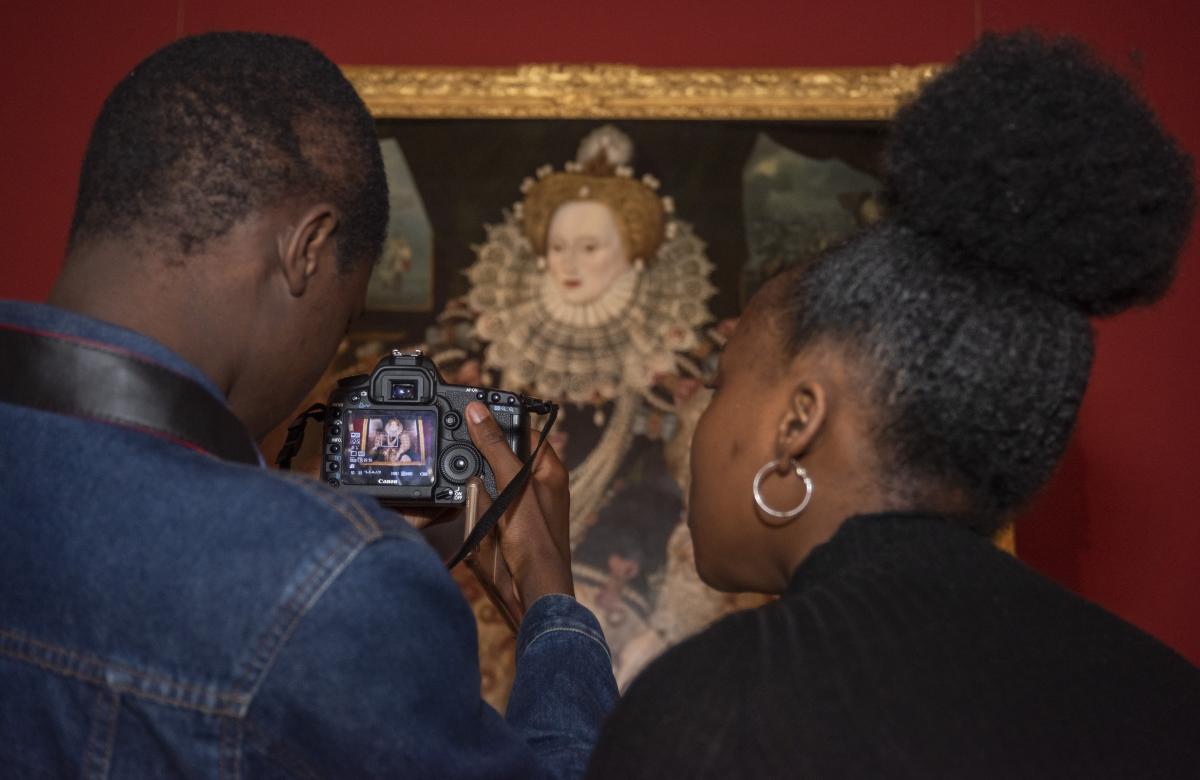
{"left": 278, "top": 203, "right": 340, "bottom": 297}
{"left": 775, "top": 380, "right": 828, "bottom": 467}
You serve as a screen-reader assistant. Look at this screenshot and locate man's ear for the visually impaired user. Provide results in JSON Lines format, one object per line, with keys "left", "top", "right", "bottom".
{"left": 775, "top": 380, "right": 828, "bottom": 468}
{"left": 278, "top": 203, "right": 340, "bottom": 297}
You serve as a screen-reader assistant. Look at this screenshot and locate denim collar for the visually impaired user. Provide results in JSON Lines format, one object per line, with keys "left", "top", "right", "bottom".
{"left": 0, "top": 299, "right": 227, "bottom": 403}
{"left": 0, "top": 299, "right": 261, "bottom": 465}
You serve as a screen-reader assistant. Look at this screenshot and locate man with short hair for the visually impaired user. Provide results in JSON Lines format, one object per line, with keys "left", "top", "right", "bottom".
{"left": 0, "top": 32, "right": 616, "bottom": 778}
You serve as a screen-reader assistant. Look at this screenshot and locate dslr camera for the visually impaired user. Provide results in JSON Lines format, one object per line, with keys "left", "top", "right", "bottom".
{"left": 321, "top": 351, "right": 533, "bottom": 507}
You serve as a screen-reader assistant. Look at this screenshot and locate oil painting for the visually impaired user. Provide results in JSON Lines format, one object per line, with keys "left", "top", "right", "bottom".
{"left": 265, "top": 63, "right": 934, "bottom": 708}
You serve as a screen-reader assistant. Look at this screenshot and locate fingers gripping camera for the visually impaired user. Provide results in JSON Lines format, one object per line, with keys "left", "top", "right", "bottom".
{"left": 321, "top": 351, "right": 532, "bottom": 507}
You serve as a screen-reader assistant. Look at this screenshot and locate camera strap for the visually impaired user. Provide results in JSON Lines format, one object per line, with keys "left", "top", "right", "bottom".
{"left": 443, "top": 402, "right": 558, "bottom": 570}
{"left": 275, "top": 403, "right": 327, "bottom": 470}
{"left": 0, "top": 324, "right": 260, "bottom": 466}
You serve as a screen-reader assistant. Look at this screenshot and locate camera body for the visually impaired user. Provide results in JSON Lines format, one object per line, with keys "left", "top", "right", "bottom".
{"left": 320, "top": 351, "right": 529, "bottom": 507}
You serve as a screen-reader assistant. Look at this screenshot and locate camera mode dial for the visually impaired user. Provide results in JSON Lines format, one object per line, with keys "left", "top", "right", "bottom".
{"left": 440, "top": 445, "right": 480, "bottom": 484}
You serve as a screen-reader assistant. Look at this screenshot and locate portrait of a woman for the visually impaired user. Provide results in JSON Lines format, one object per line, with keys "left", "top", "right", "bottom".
{"left": 420, "top": 126, "right": 767, "bottom": 688}
{"left": 369, "top": 418, "right": 420, "bottom": 463}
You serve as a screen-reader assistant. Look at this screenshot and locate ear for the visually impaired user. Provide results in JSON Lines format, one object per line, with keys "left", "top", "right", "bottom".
{"left": 774, "top": 380, "right": 828, "bottom": 470}
{"left": 278, "top": 203, "right": 340, "bottom": 297}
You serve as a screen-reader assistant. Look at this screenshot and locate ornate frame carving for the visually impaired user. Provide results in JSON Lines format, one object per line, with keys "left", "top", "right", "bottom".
{"left": 344, "top": 63, "right": 940, "bottom": 120}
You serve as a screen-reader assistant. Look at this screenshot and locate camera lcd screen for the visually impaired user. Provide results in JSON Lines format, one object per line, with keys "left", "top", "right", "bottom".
{"left": 389, "top": 380, "right": 418, "bottom": 401}
{"left": 341, "top": 409, "right": 438, "bottom": 487}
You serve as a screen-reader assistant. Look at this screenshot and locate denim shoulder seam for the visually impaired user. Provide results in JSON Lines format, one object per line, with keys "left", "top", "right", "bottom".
{"left": 0, "top": 487, "right": 412, "bottom": 719}
{"left": 266, "top": 470, "right": 384, "bottom": 542}
{"left": 0, "top": 627, "right": 246, "bottom": 716}
{"left": 229, "top": 529, "right": 371, "bottom": 713}
{"left": 522, "top": 625, "right": 613, "bottom": 664}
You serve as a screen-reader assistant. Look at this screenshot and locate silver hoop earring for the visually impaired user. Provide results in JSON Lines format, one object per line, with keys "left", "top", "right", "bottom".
{"left": 752, "top": 458, "right": 813, "bottom": 525}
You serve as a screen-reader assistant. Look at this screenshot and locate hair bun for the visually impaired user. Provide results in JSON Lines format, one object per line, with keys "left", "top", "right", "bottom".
{"left": 885, "top": 30, "right": 1194, "bottom": 316}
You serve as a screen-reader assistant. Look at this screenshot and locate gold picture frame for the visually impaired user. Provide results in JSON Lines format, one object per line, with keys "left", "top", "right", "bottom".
{"left": 344, "top": 63, "right": 940, "bottom": 120}
{"left": 341, "top": 62, "right": 940, "bottom": 325}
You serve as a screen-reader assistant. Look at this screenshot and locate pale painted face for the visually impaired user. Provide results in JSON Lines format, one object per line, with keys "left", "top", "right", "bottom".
{"left": 384, "top": 419, "right": 402, "bottom": 437}
{"left": 545, "top": 201, "right": 632, "bottom": 305}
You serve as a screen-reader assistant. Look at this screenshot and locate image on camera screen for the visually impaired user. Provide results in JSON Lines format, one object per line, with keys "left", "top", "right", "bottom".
{"left": 341, "top": 409, "right": 438, "bottom": 487}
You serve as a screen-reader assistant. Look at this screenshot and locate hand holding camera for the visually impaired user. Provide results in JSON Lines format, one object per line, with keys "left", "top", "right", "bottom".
{"left": 321, "top": 351, "right": 533, "bottom": 506}
{"left": 310, "top": 349, "right": 573, "bottom": 618}
{"left": 463, "top": 402, "right": 574, "bottom": 609}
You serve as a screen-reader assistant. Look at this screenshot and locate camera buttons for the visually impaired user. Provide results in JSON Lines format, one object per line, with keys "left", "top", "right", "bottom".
{"left": 330, "top": 425, "right": 341, "bottom": 436}
{"left": 443, "top": 412, "right": 462, "bottom": 430}
{"left": 489, "top": 391, "right": 501, "bottom": 403}
{"left": 506, "top": 395, "right": 517, "bottom": 405}
{"left": 327, "top": 462, "right": 339, "bottom": 472}
{"left": 328, "top": 478, "right": 340, "bottom": 488}
{"left": 476, "top": 390, "right": 487, "bottom": 401}
{"left": 329, "top": 444, "right": 341, "bottom": 454}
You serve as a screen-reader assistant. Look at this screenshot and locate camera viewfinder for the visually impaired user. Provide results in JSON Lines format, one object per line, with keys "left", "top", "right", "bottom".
{"left": 390, "top": 380, "right": 418, "bottom": 401}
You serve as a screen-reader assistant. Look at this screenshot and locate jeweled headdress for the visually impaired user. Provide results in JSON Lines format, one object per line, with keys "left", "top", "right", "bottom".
{"left": 519, "top": 128, "right": 666, "bottom": 264}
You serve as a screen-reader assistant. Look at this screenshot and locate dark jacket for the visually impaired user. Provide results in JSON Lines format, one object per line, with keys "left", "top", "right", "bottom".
{"left": 588, "top": 512, "right": 1200, "bottom": 778}
{"left": 0, "top": 300, "right": 617, "bottom": 779}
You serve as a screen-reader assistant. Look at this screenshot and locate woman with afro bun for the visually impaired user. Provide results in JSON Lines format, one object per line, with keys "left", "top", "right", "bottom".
{"left": 586, "top": 31, "right": 1200, "bottom": 779}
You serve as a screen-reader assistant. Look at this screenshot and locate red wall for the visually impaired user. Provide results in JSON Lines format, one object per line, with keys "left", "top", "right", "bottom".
{"left": 4, "top": 0, "right": 1199, "bottom": 664}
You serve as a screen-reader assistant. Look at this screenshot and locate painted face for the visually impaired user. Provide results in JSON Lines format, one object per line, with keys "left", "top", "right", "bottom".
{"left": 545, "top": 201, "right": 632, "bottom": 305}
{"left": 607, "top": 553, "right": 640, "bottom": 583}
{"left": 687, "top": 305, "right": 798, "bottom": 592}
{"left": 385, "top": 446, "right": 403, "bottom": 463}
{"left": 384, "top": 419, "right": 402, "bottom": 437}
{"left": 399, "top": 431, "right": 412, "bottom": 452}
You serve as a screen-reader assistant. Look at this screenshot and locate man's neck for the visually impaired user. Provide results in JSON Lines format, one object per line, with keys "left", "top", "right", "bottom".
{"left": 50, "top": 242, "right": 243, "bottom": 397}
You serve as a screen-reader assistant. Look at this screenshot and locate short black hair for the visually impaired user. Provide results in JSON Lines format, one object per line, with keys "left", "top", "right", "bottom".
{"left": 69, "top": 32, "right": 388, "bottom": 271}
{"left": 775, "top": 31, "right": 1194, "bottom": 533}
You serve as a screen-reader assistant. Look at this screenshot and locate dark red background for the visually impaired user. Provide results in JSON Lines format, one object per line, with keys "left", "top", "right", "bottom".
{"left": 3, "top": 0, "right": 1198, "bottom": 664}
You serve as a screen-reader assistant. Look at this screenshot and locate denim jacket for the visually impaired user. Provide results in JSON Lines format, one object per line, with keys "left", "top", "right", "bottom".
{"left": 0, "top": 300, "right": 617, "bottom": 778}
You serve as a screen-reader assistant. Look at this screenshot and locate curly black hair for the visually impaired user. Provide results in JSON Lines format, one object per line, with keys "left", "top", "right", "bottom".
{"left": 68, "top": 32, "right": 388, "bottom": 271}
{"left": 775, "top": 31, "right": 1194, "bottom": 532}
